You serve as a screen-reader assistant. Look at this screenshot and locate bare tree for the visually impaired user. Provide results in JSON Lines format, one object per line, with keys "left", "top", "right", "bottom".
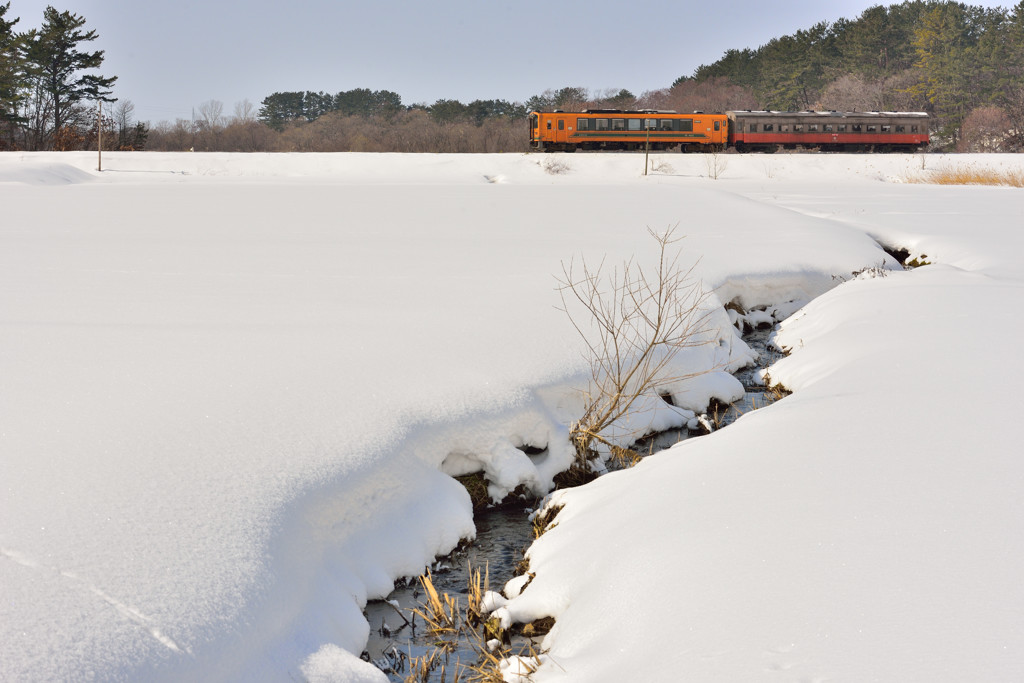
{"left": 197, "top": 99, "right": 223, "bottom": 128}
{"left": 816, "top": 74, "right": 886, "bottom": 111}
{"left": 557, "top": 225, "right": 711, "bottom": 466}
{"left": 233, "top": 98, "right": 256, "bottom": 123}
{"left": 663, "top": 77, "right": 759, "bottom": 113}
{"left": 194, "top": 99, "right": 223, "bottom": 150}
{"left": 958, "top": 106, "right": 1013, "bottom": 152}
{"left": 816, "top": 71, "right": 928, "bottom": 113}
{"left": 999, "top": 85, "right": 1024, "bottom": 151}
{"left": 111, "top": 99, "right": 134, "bottom": 132}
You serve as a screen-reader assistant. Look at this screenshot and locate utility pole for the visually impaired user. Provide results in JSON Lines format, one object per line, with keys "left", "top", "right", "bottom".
{"left": 97, "top": 99, "right": 102, "bottom": 172}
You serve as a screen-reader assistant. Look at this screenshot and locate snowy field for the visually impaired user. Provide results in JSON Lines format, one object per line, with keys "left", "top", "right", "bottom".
{"left": 2, "top": 150, "right": 1022, "bottom": 681}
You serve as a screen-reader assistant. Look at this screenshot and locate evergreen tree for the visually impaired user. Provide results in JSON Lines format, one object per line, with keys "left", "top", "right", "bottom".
{"left": 0, "top": 1, "right": 25, "bottom": 139}
{"left": 333, "top": 88, "right": 403, "bottom": 118}
{"left": 303, "top": 90, "right": 333, "bottom": 120}
{"left": 258, "top": 91, "right": 306, "bottom": 130}
{"left": 429, "top": 98, "right": 468, "bottom": 123}
{"left": 912, "top": 2, "right": 983, "bottom": 137}
{"left": 25, "top": 6, "right": 116, "bottom": 145}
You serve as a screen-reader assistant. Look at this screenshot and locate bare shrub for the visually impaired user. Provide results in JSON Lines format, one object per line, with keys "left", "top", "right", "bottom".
{"left": 219, "top": 119, "right": 277, "bottom": 152}
{"left": 705, "top": 151, "right": 727, "bottom": 180}
{"left": 650, "top": 158, "right": 675, "bottom": 174}
{"left": 541, "top": 156, "right": 570, "bottom": 175}
{"left": 958, "top": 106, "right": 1013, "bottom": 152}
{"left": 556, "top": 225, "right": 711, "bottom": 466}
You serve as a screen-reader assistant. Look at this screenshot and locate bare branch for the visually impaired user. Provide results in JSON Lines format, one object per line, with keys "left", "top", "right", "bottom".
{"left": 555, "top": 225, "right": 713, "bottom": 467}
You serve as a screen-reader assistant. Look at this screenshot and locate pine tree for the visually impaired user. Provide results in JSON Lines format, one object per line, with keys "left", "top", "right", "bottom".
{"left": 0, "top": 1, "right": 25, "bottom": 141}
{"left": 258, "top": 91, "right": 306, "bottom": 130}
{"left": 912, "top": 2, "right": 982, "bottom": 139}
{"left": 25, "top": 6, "right": 116, "bottom": 147}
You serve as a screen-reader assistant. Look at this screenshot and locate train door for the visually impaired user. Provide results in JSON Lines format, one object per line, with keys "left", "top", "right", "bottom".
{"left": 554, "top": 117, "right": 569, "bottom": 144}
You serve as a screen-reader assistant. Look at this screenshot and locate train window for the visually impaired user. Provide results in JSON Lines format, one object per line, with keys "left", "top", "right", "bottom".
{"left": 881, "top": 125, "right": 891, "bottom": 133}
{"left": 680, "top": 119, "right": 693, "bottom": 132}
{"left": 867, "top": 125, "right": 877, "bottom": 132}
{"left": 793, "top": 124, "right": 803, "bottom": 132}
{"left": 896, "top": 125, "right": 905, "bottom": 132}
{"left": 628, "top": 119, "right": 642, "bottom": 131}
{"left": 714, "top": 121, "right": 721, "bottom": 131}
{"left": 558, "top": 119, "right": 565, "bottom": 130}
{"left": 852, "top": 124, "right": 863, "bottom": 132}
{"left": 781, "top": 124, "right": 790, "bottom": 132}
{"left": 645, "top": 118, "right": 657, "bottom": 130}
{"left": 596, "top": 118, "right": 610, "bottom": 131}
{"left": 911, "top": 125, "right": 919, "bottom": 133}
{"left": 546, "top": 120, "right": 552, "bottom": 130}
{"left": 824, "top": 124, "right": 833, "bottom": 132}
{"left": 612, "top": 119, "right": 626, "bottom": 131}
{"left": 577, "top": 118, "right": 589, "bottom": 131}
{"left": 838, "top": 124, "right": 847, "bottom": 132}
{"left": 749, "top": 123, "right": 757, "bottom": 132}
{"left": 764, "top": 123, "right": 774, "bottom": 131}
{"left": 660, "top": 120, "right": 675, "bottom": 131}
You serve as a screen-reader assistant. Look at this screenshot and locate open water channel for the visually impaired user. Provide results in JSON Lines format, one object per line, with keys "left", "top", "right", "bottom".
{"left": 362, "top": 328, "right": 781, "bottom": 680}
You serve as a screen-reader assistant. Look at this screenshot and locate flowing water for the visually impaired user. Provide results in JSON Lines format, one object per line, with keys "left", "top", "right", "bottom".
{"left": 363, "top": 327, "right": 781, "bottom": 680}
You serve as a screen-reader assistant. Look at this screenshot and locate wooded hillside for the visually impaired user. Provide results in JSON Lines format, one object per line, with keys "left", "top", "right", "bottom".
{"left": 683, "top": 1, "right": 1024, "bottom": 149}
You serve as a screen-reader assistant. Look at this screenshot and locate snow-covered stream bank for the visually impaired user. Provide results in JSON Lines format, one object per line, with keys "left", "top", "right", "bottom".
{"left": 3, "top": 152, "right": 1023, "bottom": 682}
{"left": 362, "top": 327, "right": 782, "bottom": 681}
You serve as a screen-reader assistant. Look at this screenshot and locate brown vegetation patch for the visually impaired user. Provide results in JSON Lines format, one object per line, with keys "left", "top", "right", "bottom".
{"left": 907, "top": 167, "right": 1024, "bottom": 188}
{"left": 456, "top": 473, "right": 491, "bottom": 511}
{"left": 531, "top": 504, "right": 565, "bottom": 540}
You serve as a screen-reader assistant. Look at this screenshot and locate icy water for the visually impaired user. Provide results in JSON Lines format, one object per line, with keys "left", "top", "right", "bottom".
{"left": 362, "top": 504, "right": 536, "bottom": 679}
{"left": 363, "top": 328, "right": 781, "bottom": 680}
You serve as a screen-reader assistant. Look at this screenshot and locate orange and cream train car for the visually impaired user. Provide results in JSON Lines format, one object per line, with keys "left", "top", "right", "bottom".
{"left": 528, "top": 110, "right": 728, "bottom": 152}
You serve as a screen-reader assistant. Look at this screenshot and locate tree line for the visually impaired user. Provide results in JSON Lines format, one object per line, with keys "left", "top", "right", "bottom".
{"left": 4, "top": 1, "right": 1024, "bottom": 153}
{"left": 156, "top": 1, "right": 1024, "bottom": 153}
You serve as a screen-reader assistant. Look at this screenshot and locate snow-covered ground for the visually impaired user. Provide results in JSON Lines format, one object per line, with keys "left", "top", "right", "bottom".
{"left": 1, "top": 151, "right": 1022, "bottom": 682}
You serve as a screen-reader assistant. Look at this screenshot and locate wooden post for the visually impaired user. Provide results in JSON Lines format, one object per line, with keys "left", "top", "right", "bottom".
{"left": 644, "top": 124, "right": 650, "bottom": 176}
{"left": 97, "top": 100, "right": 102, "bottom": 172}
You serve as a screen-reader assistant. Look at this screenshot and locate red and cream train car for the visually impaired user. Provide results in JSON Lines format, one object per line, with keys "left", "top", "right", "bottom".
{"left": 727, "top": 110, "right": 929, "bottom": 152}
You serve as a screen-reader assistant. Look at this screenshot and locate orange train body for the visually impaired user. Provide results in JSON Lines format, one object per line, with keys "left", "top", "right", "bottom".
{"left": 528, "top": 110, "right": 728, "bottom": 153}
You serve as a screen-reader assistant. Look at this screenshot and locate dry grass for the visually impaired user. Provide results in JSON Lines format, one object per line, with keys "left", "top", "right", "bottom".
{"left": 907, "top": 166, "right": 1024, "bottom": 187}
{"left": 530, "top": 504, "right": 564, "bottom": 540}
{"left": 410, "top": 571, "right": 460, "bottom": 639}
{"left": 404, "top": 566, "right": 546, "bottom": 683}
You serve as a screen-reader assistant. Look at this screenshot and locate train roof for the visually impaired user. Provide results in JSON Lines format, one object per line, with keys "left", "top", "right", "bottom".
{"left": 726, "top": 110, "right": 929, "bottom": 118}
{"left": 533, "top": 109, "right": 692, "bottom": 115}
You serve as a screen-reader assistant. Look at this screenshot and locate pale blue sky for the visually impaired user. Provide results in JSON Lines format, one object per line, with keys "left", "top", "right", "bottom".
{"left": 7, "top": 0, "right": 1016, "bottom": 123}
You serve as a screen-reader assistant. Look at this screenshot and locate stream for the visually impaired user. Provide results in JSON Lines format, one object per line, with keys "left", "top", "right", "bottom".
{"left": 362, "top": 327, "right": 780, "bottom": 680}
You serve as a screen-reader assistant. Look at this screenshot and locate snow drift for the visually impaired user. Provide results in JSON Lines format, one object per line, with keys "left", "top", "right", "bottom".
{"left": 2, "top": 151, "right": 1021, "bottom": 681}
